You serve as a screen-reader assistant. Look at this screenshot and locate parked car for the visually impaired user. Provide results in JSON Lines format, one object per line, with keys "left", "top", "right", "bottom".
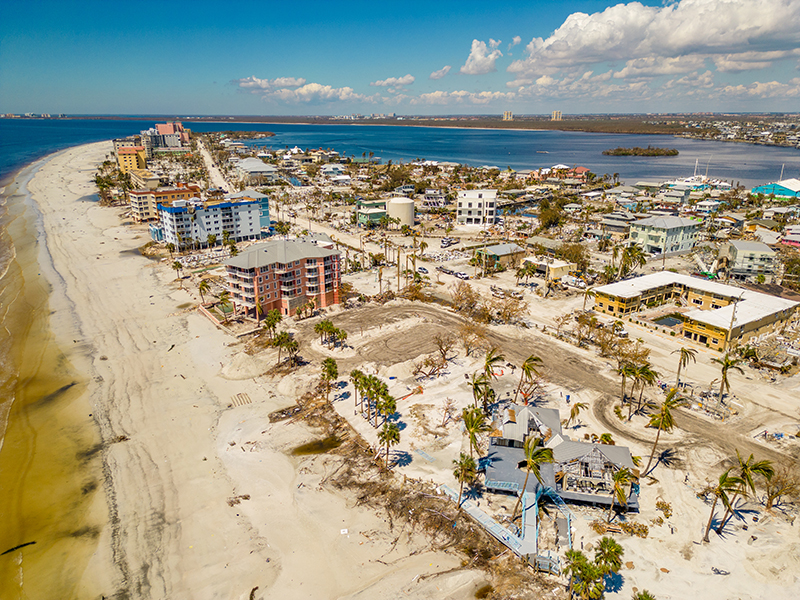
{"left": 437, "top": 265, "right": 454, "bottom": 275}
{"left": 417, "top": 266, "right": 428, "bottom": 274}
{"left": 455, "top": 272, "right": 470, "bottom": 280}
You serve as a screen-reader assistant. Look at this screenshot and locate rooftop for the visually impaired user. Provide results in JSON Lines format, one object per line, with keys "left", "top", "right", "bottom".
{"left": 631, "top": 216, "right": 698, "bottom": 229}
{"left": 595, "top": 271, "right": 799, "bottom": 330}
{"left": 225, "top": 240, "right": 339, "bottom": 270}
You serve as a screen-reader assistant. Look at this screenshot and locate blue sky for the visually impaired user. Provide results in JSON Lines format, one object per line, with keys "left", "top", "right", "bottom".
{"left": 2, "top": 0, "right": 799, "bottom": 115}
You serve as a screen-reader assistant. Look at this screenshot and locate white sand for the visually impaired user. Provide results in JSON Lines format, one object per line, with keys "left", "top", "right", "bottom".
{"left": 28, "top": 142, "right": 485, "bottom": 599}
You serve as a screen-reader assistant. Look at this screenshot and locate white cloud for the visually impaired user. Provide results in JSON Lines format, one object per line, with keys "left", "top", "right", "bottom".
{"left": 716, "top": 78, "right": 800, "bottom": 98}
{"left": 410, "top": 90, "right": 515, "bottom": 105}
{"left": 370, "top": 74, "right": 415, "bottom": 88}
{"left": 429, "top": 65, "right": 452, "bottom": 80}
{"left": 508, "top": 0, "right": 800, "bottom": 78}
{"left": 613, "top": 56, "right": 707, "bottom": 79}
{"left": 234, "top": 76, "right": 306, "bottom": 91}
{"left": 508, "top": 36, "right": 522, "bottom": 51}
{"left": 460, "top": 39, "right": 503, "bottom": 75}
{"left": 267, "top": 83, "right": 368, "bottom": 103}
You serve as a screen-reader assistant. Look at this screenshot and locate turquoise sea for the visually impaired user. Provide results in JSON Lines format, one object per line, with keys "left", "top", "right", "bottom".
{"left": 2, "top": 118, "right": 799, "bottom": 189}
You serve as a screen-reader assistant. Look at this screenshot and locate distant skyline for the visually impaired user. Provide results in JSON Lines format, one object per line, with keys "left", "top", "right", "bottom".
{"left": 2, "top": 0, "right": 799, "bottom": 115}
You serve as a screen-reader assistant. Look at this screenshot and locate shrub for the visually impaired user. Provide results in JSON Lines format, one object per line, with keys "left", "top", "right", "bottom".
{"left": 656, "top": 499, "right": 673, "bottom": 518}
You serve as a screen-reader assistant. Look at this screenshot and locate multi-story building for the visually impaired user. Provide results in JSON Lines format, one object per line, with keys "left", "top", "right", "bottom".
{"left": 129, "top": 184, "right": 202, "bottom": 223}
{"left": 225, "top": 240, "right": 341, "bottom": 317}
{"left": 140, "top": 122, "right": 190, "bottom": 159}
{"left": 153, "top": 195, "right": 262, "bottom": 248}
{"left": 113, "top": 136, "right": 140, "bottom": 154}
{"left": 234, "top": 157, "right": 279, "bottom": 184}
{"left": 721, "top": 240, "right": 778, "bottom": 283}
{"left": 628, "top": 215, "right": 699, "bottom": 255}
{"left": 116, "top": 146, "right": 147, "bottom": 173}
{"left": 227, "top": 189, "right": 271, "bottom": 230}
{"left": 456, "top": 189, "right": 497, "bottom": 226}
{"left": 593, "top": 271, "right": 798, "bottom": 351}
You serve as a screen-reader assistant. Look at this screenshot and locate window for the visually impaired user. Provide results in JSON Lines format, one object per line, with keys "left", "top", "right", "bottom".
{"left": 692, "top": 298, "right": 703, "bottom": 305}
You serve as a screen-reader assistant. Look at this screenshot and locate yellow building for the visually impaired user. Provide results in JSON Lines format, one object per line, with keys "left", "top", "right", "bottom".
{"left": 117, "top": 146, "right": 146, "bottom": 173}
{"left": 593, "top": 271, "right": 798, "bottom": 350}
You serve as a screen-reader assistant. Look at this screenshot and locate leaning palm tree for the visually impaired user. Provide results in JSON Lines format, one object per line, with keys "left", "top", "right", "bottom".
{"left": 378, "top": 422, "right": 400, "bottom": 470}
{"left": 716, "top": 451, "right": 774, "bottom": 534}
{"left": 633, "top": 363, "right": 659, "bottom": 417}
{"left": 511, "top": 437, "right": 554, "bottom": 521}
{"left": 468, "top": 372, "right": 489, "bottom": 409}
{"left": 198, "top": 279, "right": 210, "bottom": 304}
{"left": 320, "top": 357, "right": 338, "bottom": 402}
{"left": 711, "top": 353, "right": 744, "bottom": 405}
{"left": 582, "top": 287, "right": 596, "bottom": 311}
{"left": 483, "top": 347, "right": 505, "bottom": 383}
{"left": 643, "top": 389, "right": 685, "bottom": 474}
{"left": 462, "top": 406, "right": 490, "bottom": 458}
{"left": 565, "top": 401, "right": 589, "bottom": 429}
{"left": 607, "top": 467, "right": 632, "bottom": 522}
{"left": 453, "top": 452, "right": 477, "bottom": 509}
{"left": 217, "top": 290, "right": 231, "bottom": 323}
{"left": 672, "top": 346, "right": 697, "bottom": 389}
{"left": 514, "top": 355, "right": 542, "bottom": 403}
{"left": 702, "top": 469, "right": 742, "bottom": 542}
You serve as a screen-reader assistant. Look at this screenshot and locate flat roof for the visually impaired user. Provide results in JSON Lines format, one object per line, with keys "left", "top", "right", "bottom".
{"left": 729, "top": 240, "right": 775, "bottom": 254}
{"left": 595, "top": 271, "right": 798, "bottom": 329}
{"left": 631, "top": 216, "right": 697, "bottom": 229}
{"left": 225, "top": 240, "right": 339, "bottom": 270}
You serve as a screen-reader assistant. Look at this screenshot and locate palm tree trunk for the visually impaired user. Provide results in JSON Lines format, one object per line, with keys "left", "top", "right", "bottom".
{"left": 514, "top": 373, "right": 524, "bottom": 403}
{"left": 676, "top": 363, "right": 682, "bottom": 389}
{"left": 457, "top": 480, "right": 464, "bottom": 508}
{"left": 644, "top": 426, "right": 663, "bottom": 474}
{"left": 716, "top": 491, "right": 741, "bottom": 534}
{"left": 702, "top": 496, "right": 719, "bottom": 542}
{"left": 385, "top": 441, "right": 390, "bottom": 470}
{"left": 627, "top": 381, "right": 637, "bottom": 420}
{"left": 512, "top": 468, "right": 531, "bottom": 521}
{"left": 607, "top": 493, "right": 616, "bottom": 522}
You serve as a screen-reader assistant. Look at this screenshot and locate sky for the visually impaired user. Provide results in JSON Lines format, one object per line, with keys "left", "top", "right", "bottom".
{"left": 1, "top": 0, "right": 799, "bottom": 115}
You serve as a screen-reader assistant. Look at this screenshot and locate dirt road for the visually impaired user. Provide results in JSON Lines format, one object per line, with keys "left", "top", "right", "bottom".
{"left": 295, "top": 302, "right": 798, "bottom": 468}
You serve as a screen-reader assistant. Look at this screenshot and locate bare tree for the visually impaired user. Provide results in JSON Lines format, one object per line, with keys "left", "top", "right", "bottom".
{"left": 458, "top": 321, "right": 488, "bottom": 357}
{"left": 433, "top": 333, "right": 456, "bottom": 363}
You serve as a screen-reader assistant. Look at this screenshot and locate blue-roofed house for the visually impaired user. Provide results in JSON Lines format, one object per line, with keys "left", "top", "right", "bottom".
{"left": 751, "top": 178, "right": 800, "bottom": 198}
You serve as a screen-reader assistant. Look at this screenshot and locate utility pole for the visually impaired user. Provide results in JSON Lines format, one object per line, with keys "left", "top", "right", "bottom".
{"left": 724, "top": 293, "right": 744, "bottom": 352}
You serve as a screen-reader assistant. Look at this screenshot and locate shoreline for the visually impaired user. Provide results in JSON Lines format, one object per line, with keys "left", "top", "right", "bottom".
{"left": 1, "top": 142, "right": 478, "bottom": 599}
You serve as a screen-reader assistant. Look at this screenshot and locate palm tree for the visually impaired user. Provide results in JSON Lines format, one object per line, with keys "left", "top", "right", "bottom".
{"left": 711, "top": 353, "right": 744, "bottom": 405}
{"left": 716, "top": 451, "right": 773, "bottom": 534}
{"left": 198, "top": 279, "right": 210, "bottom": 304}
{"left": 702, "top": 469, "right": 742, "bottom": 542}
{"left": 285, "top": 338, "right": 299, "bottom": 366}
{"left": 320, "top": 357, "right": 338, "bottom": 402}
{"left": 632, "top": 591, "right": 657, "bottom": 600}
{"left": 468, "top": 372, "right": 489, "bottom": 409}
{"left": 378, "top": 422, "right": 400, "bottom": 469}
{"left": 618, "top": 362, "right": 636, "bottom": 408}
{"left": 514, "top": 355, "right": 542, "bottom": 403}
{"left": 511, "top": 437, "right": 554, "bottom": 521}
{"left": 166, "top": 242, "right": 175, "bottom": 258}
{"left": 462, "top": 406, "right": 490, "bottom": 458}
{"left": 172, "top": 261, "right": 184, "bottom": 287}
{"left": 672, "top": 346, "right": 697, "bottom": 389}
{"left": 272, "top": 331, "right": 291, "bottom": 364}
{"left": 483, "top": 346, "right": 505, "bottom": 382}
{"left": 453, "top": 452, "right": 477, "bottom": 508}
{"left": 263, "top": 309, "right": 282, "bottom": 339}
{"left": 564, "top": 550, "right": 599, "bottom": 600}
{"left": 349, "top": 369, "right": 365, "bottom": 413}
{"left": 607, "top": 467, "right": 632, "bottom": 522}
{"left": 594, "top": 535, "right": 624, "bottom": 576}
{"left": 633, "top": 363, "right": 659, "bottom": 416}
{"left": 207, "top": 233, "right": 217, "bottom": 250}
{"left": 565, "top": 402, "right": 589, "bottom": 429}
{"left": 643, "top": 389, "right": 685, "bottom": 474}
{"left": 217, "top": 290, "right": 231, "bottom": 323}
{"left": 582, "top": 288, "right": 596, "bottom": 311}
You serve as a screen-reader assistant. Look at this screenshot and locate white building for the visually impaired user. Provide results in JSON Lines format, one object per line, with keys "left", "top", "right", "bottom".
{"left": 722, "top": 240, "right": 778, "bottom": 283}
{"left": 629, "top": 215, "right": 699, "bottom": 255}
{"left": 234, "top": 158, "right": 279, "bottom": 184}
{"left": 154, "top": 196, "right": 262, "bottom": 248}
{"left": 456, "top": 189, "right": 497, "bottom": 226}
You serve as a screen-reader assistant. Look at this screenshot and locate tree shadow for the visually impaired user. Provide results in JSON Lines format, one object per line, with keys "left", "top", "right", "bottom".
{"left": 604, "top": 571, "right": 624, "bottom": 593}
{"left": 392, "top": 450, "right": 413, "bottom": 467}
{"left": 335, "top": 390, "right": 351, "bottom": 403}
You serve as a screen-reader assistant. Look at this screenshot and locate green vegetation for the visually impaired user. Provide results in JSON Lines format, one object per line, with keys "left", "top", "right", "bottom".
{"left": 602, "top": 145, "right": 679, "bottom": 156}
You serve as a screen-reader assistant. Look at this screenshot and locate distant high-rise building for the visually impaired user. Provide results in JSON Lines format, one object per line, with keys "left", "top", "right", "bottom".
{"left": 502, "top": 111, "right": 513, "bottom": 121}
{"left": 551, "top": 110, "right": 562, "bottom": 121}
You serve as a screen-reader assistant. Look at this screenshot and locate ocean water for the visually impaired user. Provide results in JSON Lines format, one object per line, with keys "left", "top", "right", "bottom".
{"left": 2, "top": 118, "right": 799, "bottom": 190}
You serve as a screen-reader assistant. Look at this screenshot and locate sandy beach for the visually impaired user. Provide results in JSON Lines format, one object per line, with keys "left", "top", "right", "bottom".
{"left": 1, "top": 142, "right": 486, "bottom": 599}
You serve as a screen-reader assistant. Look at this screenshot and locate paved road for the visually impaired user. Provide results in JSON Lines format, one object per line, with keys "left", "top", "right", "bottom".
{"left": 296, "top": 302, "right": 799, "bottom": 468}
